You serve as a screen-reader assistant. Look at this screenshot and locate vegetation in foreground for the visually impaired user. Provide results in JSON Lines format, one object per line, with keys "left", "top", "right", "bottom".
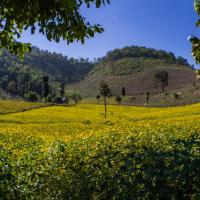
{"left": 0, "top": 102, "right": 200, "bottom": 199}
{"left": 0, "top": 100, "right": 48, "bottom": 114}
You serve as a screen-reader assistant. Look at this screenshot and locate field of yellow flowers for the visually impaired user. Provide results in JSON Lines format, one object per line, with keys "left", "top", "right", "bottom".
{"left": 1, "top": 102, "right": 200, "bottom": 199}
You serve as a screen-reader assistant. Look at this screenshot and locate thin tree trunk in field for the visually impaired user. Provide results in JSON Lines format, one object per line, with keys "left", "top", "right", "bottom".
{"left": 104, "top": 96, "right": 107, "bottom": 118}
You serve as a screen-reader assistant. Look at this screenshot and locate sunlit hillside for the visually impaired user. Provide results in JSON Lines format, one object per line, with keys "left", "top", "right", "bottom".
{"left": 73, "top": 46, "right": 195, "bottom": 97}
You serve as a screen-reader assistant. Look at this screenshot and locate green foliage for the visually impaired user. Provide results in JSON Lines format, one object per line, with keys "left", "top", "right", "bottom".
{"left": 122, "top": 87, "right": 126, "bottom": 97}
{"left": 174, "top": 92, "right": 180, "bottom": 99}
{"left": 99, "top": 81, "right": 111, "bottom": 118}
{"left": 146, "top": 91, "right": 150, "bottom": 104}
{"left": 155, "top": 71, "right": 169, "bottom": 92}
{"left": 189, "top": 1, "right": 200, "bottom": 63}
{"left": 43, "top": 75, "right": 49, "bottom": 102}
{"left": 1, "top": 134, "right": 200, "bottom": 199}
{"left": 0, "top": 48, "right": 93, "bottom": 99}
{"left": 0, "top": 0, "right": 110, "bottom": 58}
{"left": 60, "top": 82, "right": 65, "bottom": 98}
{"left": 0, "top": 104, "right": 200, "bottom": 198}
{"left": 96, "top": 95, "right": 101, "bottom": 104}
{"left": 192, "top": 193, "right": 200, "bottom": 200}
{"left": 7, "top": 81, "right": 17, "bottom": 95}
{"left": 55, "top": 96, "right": 63, "bottom": 104}
{"left": 115, "top": 95, "right": 122, "bottom": 104}
{"left": 65, "top": 96, "right": 70, "bottom": 105}
{"left": 71, "top": 92, "right": 82, "bottom": 104}
{"left": 24, "top": 91, "right": 38, "bottom": 102}
{"left": 96, "top": 94, "right": 101, "bottom": 100}
{"left": 102, "top": 46, "right": 190, "bottom": 66}
{"left": 90, "top": 47, "right": 191, "bottom": 78}
{"left": 99, "top": 81, "right": 111, "bottom": 97}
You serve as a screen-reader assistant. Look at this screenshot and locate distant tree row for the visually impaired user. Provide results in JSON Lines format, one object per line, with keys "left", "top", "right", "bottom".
{"left": 96, "top": 69, "right": 169, "bottom": 117}
{"left": 2, "top": 73, "right": 82, "bottom": 105}
{"left": 102, "top": 46, "right": 190, "bottom": 67}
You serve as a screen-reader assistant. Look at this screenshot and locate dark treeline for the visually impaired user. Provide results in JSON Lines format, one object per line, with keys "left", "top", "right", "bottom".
{"left": 101, "top": 46, "right": 191, "bottom": 67}
{"left": 0, "top": 47, "right": 93, "bottom": 99}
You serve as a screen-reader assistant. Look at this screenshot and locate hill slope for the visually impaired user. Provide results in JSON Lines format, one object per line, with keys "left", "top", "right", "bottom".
{"left": 0, "top": 47, "right": 93, "bottom": 98}
{"left": 73, "top": 46, "right": 195, "bottom": 97}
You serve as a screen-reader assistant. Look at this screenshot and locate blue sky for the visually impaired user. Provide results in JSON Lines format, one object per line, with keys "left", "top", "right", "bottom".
{"left": 20, "top": 0, "right": 199, "bottom": 65}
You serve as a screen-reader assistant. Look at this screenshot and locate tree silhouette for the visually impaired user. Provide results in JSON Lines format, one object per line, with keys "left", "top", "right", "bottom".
{"left": 115, "top": 95, "right": 122, "bottom": 105}
{"left": 99, "top": 81, "right": 111, "bottom": 118}
{"left": 146, "top": 92, "right": 150, "bottom": 104}
{"left": 96, "top": 95, "right": 101, "bottom": 104}
{"left": 122, "top": 87, "right": 126, "bottom": 98}
{"left": 72, "top": 93, "right": 82, "bottom": 105}
{"left": 60, "top": 82, "right": 65, "bottom": 98}
{"left": 154, "top": 71, "right": 168, "bottom": 92}
{"left": 189, "top": 1, "right": 200, "bottom": 63}
{"left": 43, "top": 75, "right": 49, "bottom": 103}
{"left": 7, "top": 81, "right": 17, "bottom": 96}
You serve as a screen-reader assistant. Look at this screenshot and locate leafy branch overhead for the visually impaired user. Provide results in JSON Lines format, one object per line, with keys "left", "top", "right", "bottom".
{"left": 189, "top": 0, "right": 200, "bottom": 63}
{"left": 0, "top": 0, "right": 110, "bottom": 58}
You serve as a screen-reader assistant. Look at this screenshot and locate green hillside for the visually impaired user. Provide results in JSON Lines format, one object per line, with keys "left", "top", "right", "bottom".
{"left": 0, "top": 45, "right": 195, "bottom": 105}
{"left": 73, "top": 46, "right": 195, "bottom": 98}
{"left": 0, "top": 47, "right": 93, "bottom": 99}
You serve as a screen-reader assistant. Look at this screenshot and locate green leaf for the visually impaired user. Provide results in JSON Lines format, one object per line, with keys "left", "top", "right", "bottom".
{"left": 192, "top": 193, "right": 200, "bottom": 200}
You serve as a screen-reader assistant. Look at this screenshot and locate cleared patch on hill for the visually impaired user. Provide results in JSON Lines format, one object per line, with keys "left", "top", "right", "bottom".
{"left": 73, "top": 57, "right": 195, "bottom": 97}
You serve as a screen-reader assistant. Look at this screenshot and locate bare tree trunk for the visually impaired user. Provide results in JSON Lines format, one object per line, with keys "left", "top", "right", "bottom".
{"left": 104, "top": 96, "right": 107, "bottom": 118}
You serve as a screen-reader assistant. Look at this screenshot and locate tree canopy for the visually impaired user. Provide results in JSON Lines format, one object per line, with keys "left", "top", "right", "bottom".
{"left": 154, "top": 71, "right": 168, "bottom": 92}
{"left": 189, "top": 0, "right": 200, "bottom": 63}
{"left": 0, "top": 0, "right": 110, "bottom": 58}
{"left": 0, "top": 47, "right": 93, "bottom": 98}
{"left": 101, "top": 46, "right": 190, "bottom": 66}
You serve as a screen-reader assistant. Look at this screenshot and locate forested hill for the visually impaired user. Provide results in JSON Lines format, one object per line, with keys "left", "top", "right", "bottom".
{"left": 0, "top": 47, "right": 94, "bottom": 98}
{"left": 0, "top": 45, "right": 194, "bottom": 100}
{"left": 73, "top": 46, "right": 195, "bottom": 97}
{"left": 99, "top": 46, "right": 191, "bottom": 68}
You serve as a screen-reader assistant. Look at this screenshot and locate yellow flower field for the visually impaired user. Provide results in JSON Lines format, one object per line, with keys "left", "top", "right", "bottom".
{"left": 1, "top": 102, "right": 200, "bottom": 199}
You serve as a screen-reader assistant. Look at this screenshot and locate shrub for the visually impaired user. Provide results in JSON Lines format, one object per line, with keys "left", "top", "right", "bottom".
{"left": 55, "top": 97, "right": 63, "bottom": 104}
{"left": 25, "top": 92, "right": 38, "bottom": 102}
{"left": 71, "top": 93, "right": 82, "bottom": 105}
{"left": 1, "top": 135, "right": 200, "bottom": 199}
{"left": 174, "top": 92, "right": 180, "bottom": 99}
{"left": 115, "top": 95, "right": 122, "bottom": 104}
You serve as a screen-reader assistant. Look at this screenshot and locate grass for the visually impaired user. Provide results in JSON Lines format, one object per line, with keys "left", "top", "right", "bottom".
{"left": 0, "top": 102, "right": 200, "bottom": 199}
{"left": 0, "top": 100, "right": 50, "bottom": 114}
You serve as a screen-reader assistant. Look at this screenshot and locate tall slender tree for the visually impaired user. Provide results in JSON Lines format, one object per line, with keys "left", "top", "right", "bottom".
{"left": 43, "top": 75, "right": 49, "bottom": 103}
{"left": 122, "top": 87, "right": 126, "bottom": 98}
{"left": 60, "top": 82, "right": 65, "bottom": 98}
{"left": 96, "top": 95, "right": 101, "bottom": 104}
{"left": 146, "top": 92, "right": 150, "bottom": 104}
{"left": 99, "top": 81, "right": 111, "bottom": 118}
